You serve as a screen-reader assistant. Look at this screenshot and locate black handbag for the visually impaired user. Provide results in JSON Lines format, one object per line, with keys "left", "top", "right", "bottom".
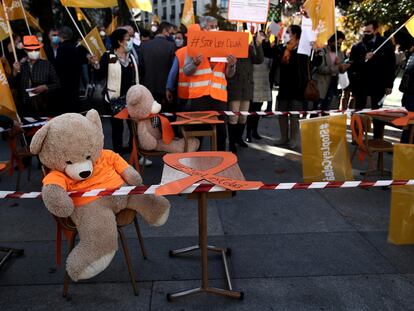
{"left": 108, "top": 95, "right": 126, "bottom": 115}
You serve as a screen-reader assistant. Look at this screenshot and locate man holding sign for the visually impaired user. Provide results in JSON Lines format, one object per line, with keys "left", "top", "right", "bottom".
{"left": 181, "top": 16, "right": 240, "bottom": 151}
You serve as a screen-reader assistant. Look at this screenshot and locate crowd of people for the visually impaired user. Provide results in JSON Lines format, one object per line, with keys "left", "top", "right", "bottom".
{"left": 1, "top": 16, "right": 414, "bottom": 158}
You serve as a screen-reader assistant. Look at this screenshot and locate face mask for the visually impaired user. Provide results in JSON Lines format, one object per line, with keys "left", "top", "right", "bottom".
{"left": 151, "top": 25, "right": 158, "bottom": 33}
{"left": 125, "top": 39, "right": 134, "bottom": 52}
{"left": 28, "top": 50, "right": 40, "bottom": 60}
{"left": 363, "top": 33, "right": 374, "bottom": 44}
{"left": 283, "top": 33, "right": 291, "bottom": 43}
{"left": 37, "top": 37, "right": 43, "bottom": 43}
{"left": 175, "top": 38, "right": 184, "bottom": 47}
{"left": 99, "top": 31, "right": 106, "bottom": 37}
{"left": 16, "top": 42, "right": 23, "bottom": 50}
{"left": 52, "top": 36, "right": 60, "bottom": 45}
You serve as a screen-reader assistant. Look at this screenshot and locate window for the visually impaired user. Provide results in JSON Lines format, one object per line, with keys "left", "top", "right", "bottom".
{"left": 154, "top": 8, "right": 158, "bottom": 16}
{"left": 162, "top": 7, "right": 167, "bottom": 20}
{"left": 153, "top": 0, "right": 158, "bottom": 4}
{"left": 171, "top": 5, "right": 176, "bottom": 19}
{"left": 180, "top": 3, "right": 184, "bottom": 15}
{"left": 193, "top": 1, "right": 197, "bottom": 15}
{"left": 220, "top": 0, "right": 228, "bottom": 10}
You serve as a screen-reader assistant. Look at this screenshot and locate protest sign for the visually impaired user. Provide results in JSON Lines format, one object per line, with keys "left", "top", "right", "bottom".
{"left": 187, "top": 30, "right": 249, "bottom": 58}
{"left": 300, "top": 114, "right": 353, "bottom": 182}
{"left": 228, "top": 0, "right": 270, "bottom": 23}
{"left": 80, "top": 27, "right": 106, "bottom": 60}
{"left": 388, "top": 144, "right": 414, "bottom": 244}
{"left": 298, "top": 16, "right": 317, "bottom": 56}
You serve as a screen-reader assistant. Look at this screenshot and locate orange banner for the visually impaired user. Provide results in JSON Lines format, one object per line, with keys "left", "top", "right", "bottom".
{"left": 187, "top": 31, "right": 249, "bottom": 58}
{"left": 156, "top": 152, "right": 263, "bottom": 195}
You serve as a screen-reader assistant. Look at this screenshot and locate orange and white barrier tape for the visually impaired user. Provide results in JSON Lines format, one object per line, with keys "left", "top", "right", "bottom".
{"left": 1, "top": 179, "right": 413, "bottom": 199}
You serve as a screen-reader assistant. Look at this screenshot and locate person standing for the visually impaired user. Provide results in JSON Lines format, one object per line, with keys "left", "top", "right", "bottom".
{"left": 313, "top": 31, "right": 350, "bottom": 112}
{"left": 274, "top": 25, "right": 308, "bottom": 149}
{"left": 54, "top": 26, "right": 85, "bottom": 113}
{"left": 94, "top": 28, "right": 139, "bottom": 155}
{"left": 247, "top": 31, "right": 272, "bottom": 143}
{"left": 227, "top": 32, "right": 264, "bottom": 153}
{"left": 182, "top": 17, "right": 237, "bottom": 151}
{"left": 44, "top": 29, "right": 60, "bottom": 68}
{"left": 348, "top": 20, "right": 396, "bottom": 137}
{"left": 11, "top": 36, "right": 60, "bottom": 116}
{"left": 399, "top": 46, "right": 414, "bottom": 143}
{"left": 139, "top": 22, "right": 176, "bottom": 112}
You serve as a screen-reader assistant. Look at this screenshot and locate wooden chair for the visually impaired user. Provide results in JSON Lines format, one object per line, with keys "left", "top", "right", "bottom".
{"left": 130, "top": 121, "right": 166, "bottom": 174}
{"left": 350, "top": 114, "right": 393, "bottom": 177}
{"left": 8, "top": 134, "right": 33, "bottom": 191}
{"left": 41, "top": 167, "right": 147, "bottom": 297}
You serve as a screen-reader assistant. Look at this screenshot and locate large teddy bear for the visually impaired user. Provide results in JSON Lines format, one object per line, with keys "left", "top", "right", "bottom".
{"left": 30, "top": 109, "right": 170, "bottom": 281}
{"left": 126, "top": 84, "right": 200, "bottom": 152}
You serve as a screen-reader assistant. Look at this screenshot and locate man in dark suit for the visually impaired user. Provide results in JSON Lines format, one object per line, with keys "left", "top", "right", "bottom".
{"left": 349, "top": 21, "right": 396, "bottom": 138}
{"left": 349, "top": 20, "right": 396, "bottom": 111}
{"left": 139, "top": 22, "right": 176, "bottom": 112}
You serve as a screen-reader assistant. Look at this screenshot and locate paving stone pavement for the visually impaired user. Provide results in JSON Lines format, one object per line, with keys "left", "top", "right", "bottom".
{"left": 2, "top": 100, "right": 414, "bottom": 311}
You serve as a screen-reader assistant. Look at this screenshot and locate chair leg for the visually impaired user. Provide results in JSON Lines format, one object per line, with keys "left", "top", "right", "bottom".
{"left": 63, "top": 232, "right": 77, "bottom": 298}
{"left": 133, "top": 217, "right": 148, "bottom": 259}
{"left": 118, "top": 227, "right": 139, "bottom": 296}
{"left": 350, "top": 146, "right": 357, "bottom": 163}
{"left": 378, "top": 152, "right": 384, "bottom": 176}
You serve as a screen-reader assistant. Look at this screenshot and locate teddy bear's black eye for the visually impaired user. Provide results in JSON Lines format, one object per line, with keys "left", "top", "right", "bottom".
{"left": 86, "top": 156, "right": 91, "bottom": 160}
{"left": 66, "top": 161, "right": 72, "bottom": 165}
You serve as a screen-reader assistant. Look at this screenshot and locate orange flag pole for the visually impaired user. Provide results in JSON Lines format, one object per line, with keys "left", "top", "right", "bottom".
{"left": 1, "top": 0, "right": 17, "bottom": 63}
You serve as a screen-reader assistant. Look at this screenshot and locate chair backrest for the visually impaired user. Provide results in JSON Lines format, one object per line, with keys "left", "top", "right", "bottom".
{"left": 351, "top": 114, "right": 372, "bottom": 150}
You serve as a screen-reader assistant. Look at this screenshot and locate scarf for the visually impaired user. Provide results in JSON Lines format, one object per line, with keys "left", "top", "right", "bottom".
{"left": 282, "top": 39, "right": 299, "bottom": 64}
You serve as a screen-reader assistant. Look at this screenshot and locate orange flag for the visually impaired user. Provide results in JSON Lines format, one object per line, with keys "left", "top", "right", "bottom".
{"left": 105, "top": 16, "right": 118, "bottom": 35}
{"left": 304, "top": 0, "right": 335, "bottom": 48}
{"left": 0, "top": 6, "right": 10, "bottom": 41}
{"left": 0, "top": 61, "right": 17, "bottom": 116}
{"left": 406, "top": 15, "right": 414, "bottom": 37}
{"left": 181, "top": 0, "right": 195, "bottom": 27}
{"left": 3, "top": 0, "right": 25, "bottom": 20}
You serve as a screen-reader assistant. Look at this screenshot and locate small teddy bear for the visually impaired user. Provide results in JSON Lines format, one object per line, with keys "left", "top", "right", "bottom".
{"left": 126, "top": 84, "right": 199, "bottom": 153}
{"left": 30, "top": 109, "right": 170, "bottom": 281}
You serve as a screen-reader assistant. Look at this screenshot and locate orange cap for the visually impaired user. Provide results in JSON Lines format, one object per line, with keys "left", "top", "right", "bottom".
{"left": 23, "top": 35, "right": 43, "bottom": 50}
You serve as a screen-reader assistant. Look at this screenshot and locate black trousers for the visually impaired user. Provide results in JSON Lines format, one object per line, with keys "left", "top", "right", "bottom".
{"left": 110, "top": 118, "right": 133, "bottom": 155}
{"left": 186, "top": 96, "right": 227, "bottom": 151}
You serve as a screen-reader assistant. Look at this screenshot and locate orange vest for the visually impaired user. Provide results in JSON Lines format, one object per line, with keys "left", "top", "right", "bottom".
{"left": 176, "top": 47, "right": 190, "bottom": 99}
{"left": 177, "top": 53, "right": 228, "bottom": 102}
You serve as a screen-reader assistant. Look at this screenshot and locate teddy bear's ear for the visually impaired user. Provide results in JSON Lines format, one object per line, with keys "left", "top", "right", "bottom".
{"left": 30, "top": 123, "right": 49, "bottom": 155}
{"left": 85, "top": 109, "right": 103, "bottom": 133}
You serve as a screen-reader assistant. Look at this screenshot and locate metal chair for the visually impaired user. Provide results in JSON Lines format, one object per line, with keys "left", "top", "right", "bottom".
{"left": 41, "top": 167, "right": 147, "bottom": 297}
{"left": 130, "top": 121, "right": 166, "bottom": 174}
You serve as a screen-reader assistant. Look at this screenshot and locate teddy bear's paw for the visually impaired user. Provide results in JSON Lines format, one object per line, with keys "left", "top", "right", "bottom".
{"left": 74, "top": 251, "right": 116, "bottom": 281}
{"left": 152, "top": 205, "right": 170, "bottom": 227}
{"left": 187, "top": 138, "right": 200, "bottom": 152}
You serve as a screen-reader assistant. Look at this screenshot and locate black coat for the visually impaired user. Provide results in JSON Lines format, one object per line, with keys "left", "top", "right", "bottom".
{"left": 277, "top": 47, "right": 309, "bottom": 101}
{"left": 227, "top": 44, "right": 264, "bottom": 102}
{"left": 138, "top": 36, "right": 175, "bottom": 95}
{"left": 400, "top": 53, "right": 414, "bottom": 95}
{"left": 349, "top": 36, "right": 396, "bottom": 95}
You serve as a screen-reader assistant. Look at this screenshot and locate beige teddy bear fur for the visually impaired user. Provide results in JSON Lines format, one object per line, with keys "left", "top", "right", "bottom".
{"left": 30, "top": 109, "right": 170, "bottom": 281}
{"left": 126, "top": 85, "right": 199, "bottom": 153}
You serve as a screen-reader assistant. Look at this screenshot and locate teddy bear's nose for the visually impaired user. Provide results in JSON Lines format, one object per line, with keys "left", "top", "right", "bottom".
{"left": 79, "top": 171, "right": 91, "bottom": 178}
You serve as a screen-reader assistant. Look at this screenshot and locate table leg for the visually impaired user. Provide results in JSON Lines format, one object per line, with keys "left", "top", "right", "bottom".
{"left": 167, "top": 192, "right": 243, "bottom": 301}
{"left": 211, "top": 125, "right": 217, "bottom": 151}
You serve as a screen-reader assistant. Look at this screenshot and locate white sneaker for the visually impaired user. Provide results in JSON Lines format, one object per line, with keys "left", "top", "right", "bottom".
{"left": 139, "top": 157, "right": 152, "bottom": 167}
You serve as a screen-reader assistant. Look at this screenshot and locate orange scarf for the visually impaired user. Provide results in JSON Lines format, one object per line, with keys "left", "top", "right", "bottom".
{"left": 282, "top": 39, "right": 299, "bottom": 64}
{"left": 148, "top": 114, "right": 174, "bottom": 145}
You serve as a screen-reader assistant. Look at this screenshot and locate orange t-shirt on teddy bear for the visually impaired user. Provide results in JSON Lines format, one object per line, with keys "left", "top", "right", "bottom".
{"left": 43, "top": 149, "right": 130, "bottom": 207}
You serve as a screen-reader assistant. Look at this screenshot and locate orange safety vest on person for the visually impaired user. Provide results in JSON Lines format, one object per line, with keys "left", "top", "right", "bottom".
{"left": 176, "top": 46, "right": 190, "bottom": 99}
{"left": 178, "top": 55, "right": 228, "bottom": 102}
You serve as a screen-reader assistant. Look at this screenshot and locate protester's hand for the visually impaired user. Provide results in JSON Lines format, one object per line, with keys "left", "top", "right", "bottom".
{"left": 89, "top": 55, "right": 98, "bottom": 65}
{"left": 32, "top": 84, "right": 48, "bottom": 94}
{"left": 385, "top": 88, "right": 392, "bottom": 95}
{"left": 227, "top": 55, "right": 237, "bottom": 67}
{"left": 12, "top": 61, "right": 20, "bottom": 75}
{"left": 365, "top": 52, "right": 374, "bottom": 61}
{"left": 193, "top": 54, "right": 203, "bottom": 66}
{"left": 166, "top": 89, "right": 173, "bottom": 103}
{"left": 334, "top": 56, "right": 341, "bottom": 65}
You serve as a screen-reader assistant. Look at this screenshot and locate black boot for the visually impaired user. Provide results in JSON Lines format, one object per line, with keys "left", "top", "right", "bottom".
{"left": 237, "top": 124, "right": 248, "bottom": 148}
{"left": 228, "top": 124, "right": 237, "bottom": 154}
{"left": 251, "top": 115, "right": 262, "bottom": 140}
{"left": 245, "top": 117, "right": 253, "bottom": 143}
